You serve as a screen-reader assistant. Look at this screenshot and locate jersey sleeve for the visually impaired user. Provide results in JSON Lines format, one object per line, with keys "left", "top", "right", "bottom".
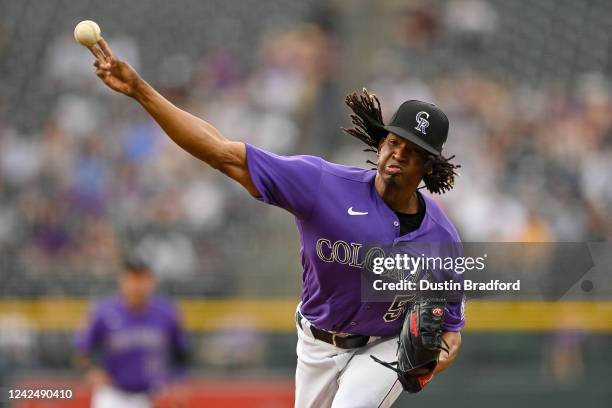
{"left": 443, "top": 297, "right": 465, "bottom": 332}
{"left": 74, "top": 303, "right": 105, "bottom": 353}
{"left": 245, "top": 144, "right": 323, "bottom": 219}
{"left": 442, "top": 242, "right": 466, "bottom": 332}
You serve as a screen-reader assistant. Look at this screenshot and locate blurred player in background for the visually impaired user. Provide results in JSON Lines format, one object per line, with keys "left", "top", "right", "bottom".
{"left": 86, "top": 37, "right": 462, "bottom": 407}
{"left": 74, "top": 256, "right": 190, "bottom": 408}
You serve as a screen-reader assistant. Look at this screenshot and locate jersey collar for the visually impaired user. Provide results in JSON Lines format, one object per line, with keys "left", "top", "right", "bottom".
{"left": 367, "top": 171, "right": 435, "bottom": 240}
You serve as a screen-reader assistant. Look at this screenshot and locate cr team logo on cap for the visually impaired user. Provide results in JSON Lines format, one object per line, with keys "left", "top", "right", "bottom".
{"left": 414, "top": 111, "right": 430, "bottom": 135}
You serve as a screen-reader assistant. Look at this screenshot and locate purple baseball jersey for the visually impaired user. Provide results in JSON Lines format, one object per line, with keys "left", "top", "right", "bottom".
{"left": 74, "top": 295, "right": 189, "bottom": 393}
{"left": 246, "top": 144, "right": 465, "bottom": 336}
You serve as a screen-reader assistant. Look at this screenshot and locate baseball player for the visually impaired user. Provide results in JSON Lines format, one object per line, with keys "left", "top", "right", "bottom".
{"left": 74, "top": 256, "right": 190, "bottom": 408}
{"left": 86, "top": 37, "right": 464, "bottom": 407}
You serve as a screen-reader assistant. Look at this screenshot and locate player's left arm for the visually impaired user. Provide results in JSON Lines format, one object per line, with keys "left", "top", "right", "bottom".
{"left": 434, "top": 331, "right": 461, "bottom": 375}
{"left": 151, "top": 309, "right": 192, "bottom": 407}
{"left": 168, "top": 306, "right": 190, "bottom": 375}
{"left": 73, "top": 304, "right": 111, "bottom": 387}
{"left": 73, "top": 353, "right": 111, "bottom": 388}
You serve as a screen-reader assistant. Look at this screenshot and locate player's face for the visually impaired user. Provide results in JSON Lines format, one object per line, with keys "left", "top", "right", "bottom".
{"left": 119, "top": 271, "right": 156, "bottom": 308}
{"left": 376, "top": 134, "right": 427, "bottom": 188}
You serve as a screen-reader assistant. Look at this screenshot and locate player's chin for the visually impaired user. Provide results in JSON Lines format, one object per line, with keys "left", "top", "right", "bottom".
{"left": 380, "top": 172, "right": 402, "bottom": 186}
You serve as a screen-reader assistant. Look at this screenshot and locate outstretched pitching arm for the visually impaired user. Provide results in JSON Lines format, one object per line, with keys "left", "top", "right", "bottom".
{"left": 87, "top": 37, "right": 259, "bottom": 197}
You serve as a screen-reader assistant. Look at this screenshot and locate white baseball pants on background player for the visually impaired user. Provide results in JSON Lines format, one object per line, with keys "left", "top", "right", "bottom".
{"left": 295, "top": 309, "right": 403, "bottom": 408}
{"left": 91, "top": 385, "right": 151, "bottom": 408}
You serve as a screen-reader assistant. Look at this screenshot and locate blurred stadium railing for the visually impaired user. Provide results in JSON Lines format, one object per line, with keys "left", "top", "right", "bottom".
{"left": 1, "top": 0, "right": 611, "bottom": 407}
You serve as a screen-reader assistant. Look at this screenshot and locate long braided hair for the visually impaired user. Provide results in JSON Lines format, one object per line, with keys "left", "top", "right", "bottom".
{"left": 342, "top": 88, "right": 460, "bottom": 194}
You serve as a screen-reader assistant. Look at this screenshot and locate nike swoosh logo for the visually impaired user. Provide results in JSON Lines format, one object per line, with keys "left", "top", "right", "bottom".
{"left": 348, "top": 207, "right": 368, "bottom": 216}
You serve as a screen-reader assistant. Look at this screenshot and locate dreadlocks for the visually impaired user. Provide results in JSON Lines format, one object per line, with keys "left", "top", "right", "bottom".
{"left": 342, "top": 88, "right": 461, "bottom": 195}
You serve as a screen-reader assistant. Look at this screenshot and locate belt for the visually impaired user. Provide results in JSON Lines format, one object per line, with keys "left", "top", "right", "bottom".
{"left": 296, "top": 310, "right": 370, "bottom": 349}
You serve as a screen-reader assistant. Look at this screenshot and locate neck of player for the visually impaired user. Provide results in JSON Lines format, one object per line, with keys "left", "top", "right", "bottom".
{"left": 374, "top": 175, "right": 420, "bottom": 214}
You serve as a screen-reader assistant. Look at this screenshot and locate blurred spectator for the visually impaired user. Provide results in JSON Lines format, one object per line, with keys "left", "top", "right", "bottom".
{"left": 393, "top": 1, "right": 442, "bottom": 50}
{"left": 444, "top": 0, "right": 499, "bottom": 52}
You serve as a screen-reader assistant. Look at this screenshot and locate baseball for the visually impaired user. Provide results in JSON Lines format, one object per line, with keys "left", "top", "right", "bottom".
{"left": 73, "top": 20, "right": 101, "bottom": 47}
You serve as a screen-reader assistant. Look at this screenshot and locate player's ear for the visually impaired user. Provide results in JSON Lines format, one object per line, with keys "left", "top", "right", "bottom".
{"left": 424, "top": 158, "right": 434, "bottom": 175}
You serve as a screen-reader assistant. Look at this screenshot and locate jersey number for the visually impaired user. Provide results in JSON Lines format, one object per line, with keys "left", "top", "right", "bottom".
{"left": 383, "top": 294, "right": 416, "bottom": 322}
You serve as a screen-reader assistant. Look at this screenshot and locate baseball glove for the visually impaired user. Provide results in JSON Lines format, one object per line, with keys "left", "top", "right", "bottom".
{"left": 371, "top": 299, "right": 449, "bottom": 393}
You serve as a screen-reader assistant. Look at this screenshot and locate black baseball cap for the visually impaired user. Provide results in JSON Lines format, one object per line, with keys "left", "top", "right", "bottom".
{"left": 383, "top": 100, "right": 449, "bottom": 156}
{"left": 122, "top": 253, "right": 152, "bottom": 274}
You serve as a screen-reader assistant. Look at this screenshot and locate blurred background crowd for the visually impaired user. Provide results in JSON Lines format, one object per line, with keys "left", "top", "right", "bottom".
{"left": 0, "top": 0, "right": 611, "bottom": 406}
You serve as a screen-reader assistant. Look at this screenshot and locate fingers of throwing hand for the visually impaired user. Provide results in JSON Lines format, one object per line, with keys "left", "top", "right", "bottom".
{"left": 87, "top": 44, "right": 108, "bottom": 66}
{"left": 93, "top": 58, "right": 110, "bottom": 74}
{"left": 97, "top": 37, "right": 114, "bottom": 61}
{"left": 95, "top": 68, "right": 109, "bottom": 80}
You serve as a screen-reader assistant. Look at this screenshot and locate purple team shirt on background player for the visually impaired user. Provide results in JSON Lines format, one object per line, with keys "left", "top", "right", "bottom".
{"left": 246, "top": 144, "right": 465, "bottom": 336}
{"left": 75, "top": 295, "right": 189, "bottom": 393}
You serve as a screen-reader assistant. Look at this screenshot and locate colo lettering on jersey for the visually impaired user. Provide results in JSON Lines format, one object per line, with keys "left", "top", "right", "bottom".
{"left": 315, "top": 238, "right": 388, "bottom": 270}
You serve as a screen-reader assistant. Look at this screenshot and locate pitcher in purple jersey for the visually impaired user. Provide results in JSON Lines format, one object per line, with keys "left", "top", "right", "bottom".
{"left": 87, "top": 37, "right": 463, "bottom": 407}
{"left": 74, "top": 257, "right": 190, "bottom": 408}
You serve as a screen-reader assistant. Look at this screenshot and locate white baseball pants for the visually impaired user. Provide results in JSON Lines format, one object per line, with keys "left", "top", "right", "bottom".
{"left": 91, "top": 385, "right": 151, "bottom": 408}
{"left": 294, "top": 313, "right": 403, "bottom": 408}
